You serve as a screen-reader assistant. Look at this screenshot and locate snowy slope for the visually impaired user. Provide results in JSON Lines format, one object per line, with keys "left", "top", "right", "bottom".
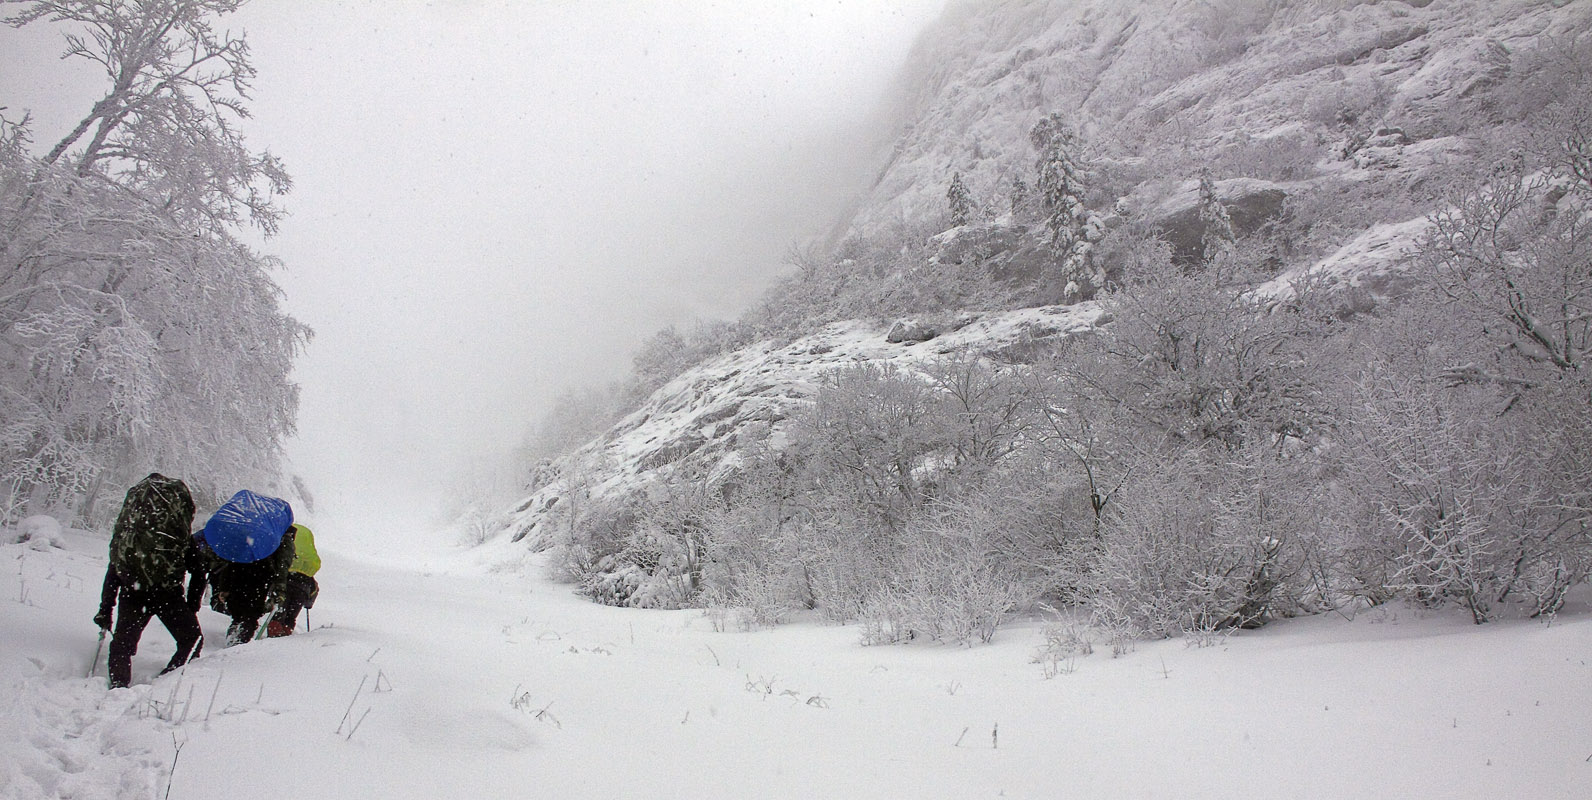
{"left": 500, "top": 0, "right": 1592, "bottom": 557}
{"left": 503, "top": 303, "right": 1107, "bottom": 548}
{"left": 5, "top": 524, "right": 1592, "bottom": 799}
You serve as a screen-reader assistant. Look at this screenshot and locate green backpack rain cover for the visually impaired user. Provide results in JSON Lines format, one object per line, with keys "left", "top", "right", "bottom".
{"left": 109, "top": 473, "right": 197, "bottom": 592}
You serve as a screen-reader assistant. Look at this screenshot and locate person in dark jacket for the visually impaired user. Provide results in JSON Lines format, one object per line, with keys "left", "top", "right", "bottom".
{"left": 198, "top": 525, "right": 296, "bottom": 645}
{"left": 95, "top": 474, "right": 205, "bottom": 689}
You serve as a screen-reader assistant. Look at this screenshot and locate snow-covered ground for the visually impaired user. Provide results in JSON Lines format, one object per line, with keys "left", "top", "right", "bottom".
{"left": 4, "top": 522, "right": 1590, "bottom": 799}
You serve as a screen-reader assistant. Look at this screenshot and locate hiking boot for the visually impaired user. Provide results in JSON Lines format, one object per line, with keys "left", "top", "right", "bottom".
{"left": 266, "top": 620, "right": 293, "bottom": 638}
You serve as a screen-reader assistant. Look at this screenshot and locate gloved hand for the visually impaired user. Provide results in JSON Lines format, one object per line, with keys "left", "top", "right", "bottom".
{"left": 93, "top": 610, "right": 112, "bottom": 630}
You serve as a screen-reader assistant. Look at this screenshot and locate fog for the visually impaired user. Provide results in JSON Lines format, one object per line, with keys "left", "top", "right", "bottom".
{"left": 0, "top": 1, "right": 946, "bottom": 540}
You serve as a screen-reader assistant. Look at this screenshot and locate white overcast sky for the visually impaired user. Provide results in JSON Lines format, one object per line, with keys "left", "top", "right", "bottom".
{"left": 1, "top": 0, "right": 946, "bottom": 535}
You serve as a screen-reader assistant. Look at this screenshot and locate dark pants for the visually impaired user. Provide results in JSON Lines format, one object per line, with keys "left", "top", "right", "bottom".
{"left": 211, "top": 562, "right": 276, "bottom": 645}
{"left": 270, "top": 572, "right": 319, "bottom": 633}
{"left": 109, "top": 589, "right": 202, "bottom": 689}
{"left": 217, "top": 589, "right": 266, "bottom": 645}
{"left": 226, "top": 615, "right": 261, "bottom": 646}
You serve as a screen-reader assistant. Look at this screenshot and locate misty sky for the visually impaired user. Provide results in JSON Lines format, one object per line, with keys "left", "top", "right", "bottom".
{"left": 0, "top": 0, "right": 946, "bottom": 540}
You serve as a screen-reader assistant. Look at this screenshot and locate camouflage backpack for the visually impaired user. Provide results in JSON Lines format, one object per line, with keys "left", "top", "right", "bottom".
{"left": 109, "top": 473, "right": 197, "bottom": 592}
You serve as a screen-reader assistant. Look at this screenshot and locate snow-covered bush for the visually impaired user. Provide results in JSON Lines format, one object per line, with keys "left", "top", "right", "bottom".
{"left": 699, "top": 447, "right": 815, "bottom": 626}
{"left": 1089, "top": 447, "right": 1294, "bottom": 639}
{"left": 856, "top": 497, "right": 1049, "bottom": 646}
{"left": 1325, "top": 111, "right": 1592, "bottom": 620}
{"left": 698, "top": 357, "right": 1079, "bottom": 641}
{"left": 556, "top": 479, "right": 717, "bottom": 609}
{"left": 1333, "top": 308, "right": 1592, "bottom": 622}
{"left": 544, "top": 483, "right": 638, "bottom": 585}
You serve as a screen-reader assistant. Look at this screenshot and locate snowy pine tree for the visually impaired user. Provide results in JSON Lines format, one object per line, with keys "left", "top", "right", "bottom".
{"left": 946, "top": 171, "right": 975, "bottom": 227}
{"left": 1029, "top": 113, "right": 1101, "bottom": 298}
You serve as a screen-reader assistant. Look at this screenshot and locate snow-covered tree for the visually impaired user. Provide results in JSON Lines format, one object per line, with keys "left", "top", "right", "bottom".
{"left": 1030, "top": 113, "right": 1088, "bottom": 252}
{"left": 1008, "top": 176, "right": 1030, "bottom": 217}
{"left": 8, "top": 0, "right": 290, "bottom": 234}
{"left": 1029, "top": 113, "right": 1103, "bottom": 298}
{"left": 946, "top": 171, "right": 975, "bottom": 228}
{"left": 1197, "top": 173, "right": 1235, "bottom": 263}
{"left": 1, "top": 0, "right": 307, "bottom": 524}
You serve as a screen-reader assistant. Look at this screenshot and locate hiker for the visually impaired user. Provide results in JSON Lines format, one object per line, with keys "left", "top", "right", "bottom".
{"left": 267, "top": 522, "right": 320, "bottom": 637}
{"left": 95, "top": 473, "right": 205, "bottom": 690}
{"left": 196, "top": 490, "right": 296, "bottom": 646}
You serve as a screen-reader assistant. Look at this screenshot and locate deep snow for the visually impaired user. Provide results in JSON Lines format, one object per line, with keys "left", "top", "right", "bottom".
{"left": 3, "top": 523, "right": 1590, "bottom": 799}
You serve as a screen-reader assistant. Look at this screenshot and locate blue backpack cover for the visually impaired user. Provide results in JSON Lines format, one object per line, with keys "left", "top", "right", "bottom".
{"left": 202, "top": 490, "right": 294, "bottom": 564}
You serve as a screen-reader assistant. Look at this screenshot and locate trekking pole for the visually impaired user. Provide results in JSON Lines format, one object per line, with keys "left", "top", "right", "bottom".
{"left": 89, "top": 628, "right": 106, "bottom": 679}
{"left": 254, "top": 603, "right": 279, "bottom": 641}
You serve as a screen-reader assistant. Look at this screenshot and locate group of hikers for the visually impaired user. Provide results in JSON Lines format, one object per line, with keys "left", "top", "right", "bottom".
{"left": 94, "top": 472, "right": 322, "bottom": 689}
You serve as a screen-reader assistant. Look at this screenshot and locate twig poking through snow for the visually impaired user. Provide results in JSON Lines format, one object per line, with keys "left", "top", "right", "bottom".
{"left": 163, "top": 672, "right": 184, "bottom": 721}
{"left": 745, "top": 674, "right": 778, "bottom": 699}
{"left": 366, "top": 647, "right": 381, "bottom": 663}
{"left": 336, "top": 675, "right": 368, "bottom": 735}
{"left": 345, "top": 707, "right": 372, "bottom": 741}
{"left": 533, "top": 700, "right": 561, "bottom": 729}
{"left": 954, "top": 726, "right": 969, "bottom": 747}
{"left": 165, "top": 732, "right": 185, "bottom": 800}
{"left": 178, "top": 683, "right": 196, "bottom": 724}
{"left": 203, "top": 674, "right": 223, "bottom": 730}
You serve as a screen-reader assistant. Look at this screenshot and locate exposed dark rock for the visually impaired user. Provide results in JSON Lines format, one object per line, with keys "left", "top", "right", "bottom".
{"left": 886, "top": 319, "right": 940, "bottom": 343}
{"left": 931, "top": 221, "right": 1055, "bottom": 286}
{"left": 695, "top": 400, "right": 744, "bottom": 426}
{"left": 639, "top": 432, "right": 708, "bottom": 471}
{"left": 1152, "top": 179, "right": 1289, "bottom": 267}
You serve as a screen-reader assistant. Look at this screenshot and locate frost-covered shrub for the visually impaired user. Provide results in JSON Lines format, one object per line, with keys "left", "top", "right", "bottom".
{"left": 1066, "top": 239, "right": 1331, "bottom": 450}
{"left": 699, "top": 448, "right": 817, "bottom": 626}
{"left": 1033, "top": 619, "right": 1095, "bottom": 675}
{"left": 747, "top": 218, "right": 1032, "bottom": 342}
{"left": 1322, "top": 135, "right": 1592, "bottom": 621}
{"left": 1337, "top": 375, "right": 1591, "bottom": 622}
{"left": 544, "top": 486, "right": 640, "bottom": 585}
{"left": 855, "top": 494, "right": 1053, "bottom": 646}
{"left": 694, "top": 358, "right": 1077, "bottom": 641}
{"left": 567, "top": 482, "right": 717, "bottom": 609}
{"left": 1090, "top": 447, "right": 1296, "bottom": 638}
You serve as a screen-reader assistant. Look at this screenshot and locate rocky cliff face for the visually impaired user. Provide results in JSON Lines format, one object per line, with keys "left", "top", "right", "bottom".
{"left": 852, "top": 0, "right": 1587, "bottom": 241}
{"left": 497, "top": 0, "right": 1591, "bottom": 551}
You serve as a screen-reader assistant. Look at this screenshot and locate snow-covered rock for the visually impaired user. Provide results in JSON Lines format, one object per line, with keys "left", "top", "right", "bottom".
{"left": 11, "top": 514, "right": 66, "bottom": 549}
{"left": 885, "top": 318, "right": 939, "bottom": 343}
{"left": 1254, "top": 215, "right": 1435, "bottom": 306}
{"left": 1146, "top": 177, "right": 1293, "bottom": 266}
